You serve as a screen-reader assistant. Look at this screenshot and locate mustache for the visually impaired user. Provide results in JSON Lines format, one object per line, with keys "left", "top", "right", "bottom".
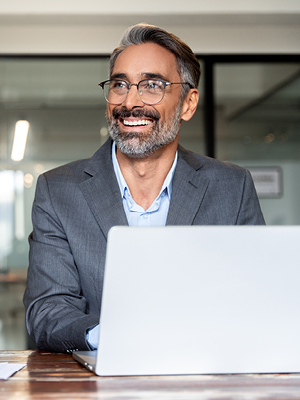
{"left": 112, "top": 108, "right": 160, "bottom": 121}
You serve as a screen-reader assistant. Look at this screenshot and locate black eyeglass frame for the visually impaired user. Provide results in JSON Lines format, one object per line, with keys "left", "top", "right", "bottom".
{"left": 98, "top": 79, "right": 193, "bottom": 105}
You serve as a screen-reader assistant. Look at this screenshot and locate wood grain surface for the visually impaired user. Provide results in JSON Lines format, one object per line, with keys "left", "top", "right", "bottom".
{"left": 1, "top": 351, "right": 300, "bottom": 399}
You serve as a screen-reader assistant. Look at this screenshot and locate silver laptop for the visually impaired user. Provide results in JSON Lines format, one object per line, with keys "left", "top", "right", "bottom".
{"left": 73, "top": 225, "right": 300, "bottom": 376}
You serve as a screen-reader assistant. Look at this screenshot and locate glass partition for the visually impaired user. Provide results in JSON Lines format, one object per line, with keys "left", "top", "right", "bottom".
{"left": 0, "top": 58, "right": 108, "bottom": 275}
{"left": 215, "top": 63, "right": 300, "bottom": 224}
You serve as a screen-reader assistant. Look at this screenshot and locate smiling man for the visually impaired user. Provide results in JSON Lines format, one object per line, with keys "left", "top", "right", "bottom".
{"left": 103, "top": 40, "right": 199, "bottom": 212}
{"left": 24, "top": 24, "right": 265, "bottom": 353}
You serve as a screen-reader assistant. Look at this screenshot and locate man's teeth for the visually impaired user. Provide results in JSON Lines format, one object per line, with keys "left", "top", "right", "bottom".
{"left": 123, "top": 119, "right": 152, "bottom": 126}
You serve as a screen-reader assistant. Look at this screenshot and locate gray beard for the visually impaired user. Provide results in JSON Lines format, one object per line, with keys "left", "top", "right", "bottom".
{"left": 107, "top": 103, "right": 182, "bottom": 159}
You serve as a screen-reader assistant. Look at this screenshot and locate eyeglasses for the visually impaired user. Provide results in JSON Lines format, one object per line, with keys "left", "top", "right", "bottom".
{"left": 98, "top": 79, "right": 193, "bottom": 105}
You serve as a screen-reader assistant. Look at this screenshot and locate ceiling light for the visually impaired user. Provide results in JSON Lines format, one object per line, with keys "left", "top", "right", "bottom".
{"left": 11, "top": 120, "right": 30, "bottom": 161}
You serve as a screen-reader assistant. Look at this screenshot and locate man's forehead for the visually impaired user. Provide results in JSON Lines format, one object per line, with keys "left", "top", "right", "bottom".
{"left": 111, "top": 43, "right": 179, "bottom": 80}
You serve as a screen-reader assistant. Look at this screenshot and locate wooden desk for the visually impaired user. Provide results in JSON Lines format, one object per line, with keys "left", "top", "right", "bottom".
{"left": 1, "top": 351, "right": 300, "bottom": 399}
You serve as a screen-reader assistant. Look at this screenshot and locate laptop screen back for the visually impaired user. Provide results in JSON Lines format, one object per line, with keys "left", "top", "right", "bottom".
{"left": 96, "top": 226, "right": 300, "bottom": 376}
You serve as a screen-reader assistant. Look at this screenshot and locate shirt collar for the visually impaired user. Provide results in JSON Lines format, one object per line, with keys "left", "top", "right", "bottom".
{"left": 112, "top": 141, "right": 177, "bottom": 201}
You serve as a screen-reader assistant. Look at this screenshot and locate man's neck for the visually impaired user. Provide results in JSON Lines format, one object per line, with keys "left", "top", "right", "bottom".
{"left": 116, "top": 139, "right": 178, "bottom": 211}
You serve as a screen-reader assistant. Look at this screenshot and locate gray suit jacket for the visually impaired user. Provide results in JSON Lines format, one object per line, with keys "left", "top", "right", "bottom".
{"left": 23, "top": 138, "right": 265, "bottom": 353}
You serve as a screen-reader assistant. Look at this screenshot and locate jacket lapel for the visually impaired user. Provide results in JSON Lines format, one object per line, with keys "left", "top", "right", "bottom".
{"left": 167, "top": 145, "right": 210, "bottom": 225}
{"left": 79, "top": 139, "right": 128, "bottom": 239}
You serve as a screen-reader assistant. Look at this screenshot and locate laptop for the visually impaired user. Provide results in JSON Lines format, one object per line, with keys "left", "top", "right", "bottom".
{"left": 73, "top": 225, "right": 300, "bottom": 376}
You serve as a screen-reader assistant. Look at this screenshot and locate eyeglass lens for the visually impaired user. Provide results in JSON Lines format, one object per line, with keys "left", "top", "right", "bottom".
{"left": 103, "top": 79, "right": 165, "bottom": 105}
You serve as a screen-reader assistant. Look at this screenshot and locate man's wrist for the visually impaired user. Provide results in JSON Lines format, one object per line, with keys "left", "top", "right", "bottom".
{"left": 86, "top": 324, "right": 100, "bottom": 349}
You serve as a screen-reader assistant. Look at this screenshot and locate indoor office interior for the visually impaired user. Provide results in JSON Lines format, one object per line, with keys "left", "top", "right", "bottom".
{"left": 0, "top": 51, "right": 300, "bottom": 349}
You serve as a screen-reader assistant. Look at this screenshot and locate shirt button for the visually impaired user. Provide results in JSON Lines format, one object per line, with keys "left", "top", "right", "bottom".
{"left": 142, "top": 214, "right": 148, "bottom": 219}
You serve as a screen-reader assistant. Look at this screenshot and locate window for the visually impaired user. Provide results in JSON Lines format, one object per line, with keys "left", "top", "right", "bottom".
{"left": 214, "top": 59, "right": 300, "bottom": 224}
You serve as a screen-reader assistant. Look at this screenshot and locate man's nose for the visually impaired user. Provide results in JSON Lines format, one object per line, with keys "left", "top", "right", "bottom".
{"left": 122, "top": 84, "right": 144, "bottom": 110}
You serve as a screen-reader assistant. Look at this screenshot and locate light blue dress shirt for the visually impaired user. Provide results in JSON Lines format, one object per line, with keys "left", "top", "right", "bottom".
{"left": 112, "top": 141, "right": 177, "bottom": 227}
{"left": 86, "top": 142, "right": 178, "bottom": 349}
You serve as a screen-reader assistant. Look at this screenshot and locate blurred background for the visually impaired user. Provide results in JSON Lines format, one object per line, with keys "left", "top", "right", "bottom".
{"left": 0, "top": 1, "right": 300, "bottom": 350}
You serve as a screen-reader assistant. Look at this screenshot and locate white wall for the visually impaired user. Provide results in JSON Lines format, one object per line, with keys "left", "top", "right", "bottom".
{"left": 1, "top": 1, "right": 300, "bottom": 14}
{"left": 0, "top": 1, "right": 299, "bottom": 54}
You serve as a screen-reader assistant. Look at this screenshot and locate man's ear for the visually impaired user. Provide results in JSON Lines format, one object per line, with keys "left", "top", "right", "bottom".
{"left": 180, "top": 89, "right": 199, "bottom": 121}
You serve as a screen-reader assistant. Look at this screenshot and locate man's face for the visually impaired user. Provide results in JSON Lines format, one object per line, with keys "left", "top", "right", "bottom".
{"left": 106, "top": 42, "right": 184, "bottom": 158}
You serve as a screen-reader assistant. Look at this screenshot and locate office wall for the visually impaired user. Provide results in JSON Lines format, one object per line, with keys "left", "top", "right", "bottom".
{"left": 0, "top": 1, "right": 300, "bottom": 54}
{"left": 2, "top": 1, "right": 300, "bottom": 13}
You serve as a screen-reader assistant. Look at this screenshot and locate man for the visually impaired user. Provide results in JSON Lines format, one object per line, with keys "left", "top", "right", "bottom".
{"left": 24, "top": 23, "right": 265, "bottom": 353}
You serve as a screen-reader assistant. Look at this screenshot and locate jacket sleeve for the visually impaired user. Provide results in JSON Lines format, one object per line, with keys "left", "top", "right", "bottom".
{"left": 236, "top": 169, "right": 265, "bottom": 225}
{"left": 23, "top": 174, "right": 99, "bottom": 353}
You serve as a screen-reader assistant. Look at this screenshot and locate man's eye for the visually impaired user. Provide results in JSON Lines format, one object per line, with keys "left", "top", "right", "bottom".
{"left": 112, "top": 81, "right": 126, "bottom": 89}
{"left": 146, "top": 80, "right": 161, "bottom": 90}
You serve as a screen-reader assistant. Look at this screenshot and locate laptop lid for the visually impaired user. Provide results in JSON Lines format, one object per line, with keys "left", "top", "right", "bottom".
{"left": 91, "top": 226, "right": 300, "bottom": 376}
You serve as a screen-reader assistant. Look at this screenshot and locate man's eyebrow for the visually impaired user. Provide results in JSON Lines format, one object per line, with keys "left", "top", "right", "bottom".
{"left": 142, "top": 72, "right": 169, "bottom": 81}
{"left": 110, "top": 73, "right": 128, "bottom": 80}
{"left": 110, "top": 72, "right": 170, "bottom": 82}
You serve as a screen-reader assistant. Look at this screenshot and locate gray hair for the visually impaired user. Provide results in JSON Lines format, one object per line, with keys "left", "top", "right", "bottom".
{"left": 110, "top": 23, "right": 201, "bottom": 99}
